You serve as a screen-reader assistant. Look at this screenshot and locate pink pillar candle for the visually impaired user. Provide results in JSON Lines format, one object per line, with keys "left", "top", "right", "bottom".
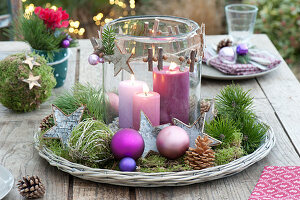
{"left": 133, "top": 90, "right": 160, "bottom": 130}
{"left": 153, "top": 64, "right": 189, "bottom": 124}
{"left": 118, "top": 78, "right": 145, "bottom": 128}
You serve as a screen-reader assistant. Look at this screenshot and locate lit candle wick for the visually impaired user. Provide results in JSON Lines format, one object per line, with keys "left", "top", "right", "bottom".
{"left": 143, "top": 84, "right": 149, "bottom": 96}
{"left": 169, "top": 62, "right": 177, "bottom": 71}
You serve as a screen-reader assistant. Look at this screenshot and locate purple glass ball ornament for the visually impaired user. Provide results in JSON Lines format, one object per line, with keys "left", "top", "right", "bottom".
{"left": 236, "top": 43, "right": 248, "bottom": 55}
{"left": 111, "top": 128, "right": 145, "bottom": 160}
{"left": 156, "top": 126, "right": 190, "bottom": 159}
{"left": 119, "top": 157, "right": 136, "bottom": 172}
{"left": 88, "top": 54, "right": 99, "bottom": 65}
{"left": 219, "top": 47, "right": 236, "bottom": 63}
{"left": 61, "top": 39, "right": 70, "bottom": 48}
{"left": 98, "top": 57, "right": 105, "bottom": 64}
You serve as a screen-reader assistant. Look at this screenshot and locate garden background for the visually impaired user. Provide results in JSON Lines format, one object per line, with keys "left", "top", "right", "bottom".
{"left": 0, "top": 0, "right": 299, "bottom": 76}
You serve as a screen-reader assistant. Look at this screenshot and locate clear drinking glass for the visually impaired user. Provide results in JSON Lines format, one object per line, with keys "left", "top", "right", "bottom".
{"left": 225, "top": 4, "right": 258, "bottom": 43}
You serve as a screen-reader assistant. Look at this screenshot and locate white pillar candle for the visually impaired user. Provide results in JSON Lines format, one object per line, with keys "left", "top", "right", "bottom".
{"left": 118, "top": 76, "right": 145, "bottom": 128}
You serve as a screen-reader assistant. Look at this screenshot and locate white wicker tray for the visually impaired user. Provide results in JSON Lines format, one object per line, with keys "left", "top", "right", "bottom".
{"left": 34, "top": 125, "right": 275, "bottom": 187}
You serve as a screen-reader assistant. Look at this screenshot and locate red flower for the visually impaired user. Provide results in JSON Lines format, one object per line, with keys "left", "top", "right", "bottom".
{"left": 34, "top": 7, "right": 69, "bottom": 30}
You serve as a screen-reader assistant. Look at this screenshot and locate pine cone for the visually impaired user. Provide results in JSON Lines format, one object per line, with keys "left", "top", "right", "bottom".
{"left": 40, "top": 114, "right": 54, "bottom": 131}
{"left": 17, "top": 176, "right": 45, "bottom": 199}
{"left": 217, "top": 39, "right": 233, "bottom": 52}
{"left": 200, "top": 100, "right": 211, "bottom": 114}
{"left": 185, "top": 136, "right": 215, "bottom": 170}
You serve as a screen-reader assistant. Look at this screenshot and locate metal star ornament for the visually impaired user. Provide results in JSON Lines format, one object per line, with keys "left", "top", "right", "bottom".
{"left": 22, "top": 72, "right": 41, "bottom": 90}
{"left": 43, "top": 105, "right": 85, "bottom": 147}
{"left": 111, "top": 43, "right": 134, "bottom": 76}
{"left": 172, "top": 113, "right": 222, "bottom": 148}
{"left": 138, "top": 111, "right": 170, "bottom": 157}
{"left": 22, "top": 56, "right": 41, "bottom": 70}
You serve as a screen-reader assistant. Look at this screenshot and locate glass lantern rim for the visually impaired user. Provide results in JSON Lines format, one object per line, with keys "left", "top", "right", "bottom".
{"left": 104, "top": 15, "right": 200, "bottom": 41}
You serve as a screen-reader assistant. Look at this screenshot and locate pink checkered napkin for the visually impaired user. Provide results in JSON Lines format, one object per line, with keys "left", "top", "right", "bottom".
{"left": 203, "top": 51, "right": 281, "bottom": 75}
{"left": 249, "top": 166, "right": 300, "bottom": 200}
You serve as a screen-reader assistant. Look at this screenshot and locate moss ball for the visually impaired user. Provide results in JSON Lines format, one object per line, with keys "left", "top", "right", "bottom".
{"left": 0, "top": 53, "right": 56, "bottom": 112}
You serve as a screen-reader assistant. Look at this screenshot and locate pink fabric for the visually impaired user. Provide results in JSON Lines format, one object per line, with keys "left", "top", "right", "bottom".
{"left": 204, "top": 51, "right": 281, "bottom": 75}
{"left": 249, "top": 166, "right": 300, "bottom": 200}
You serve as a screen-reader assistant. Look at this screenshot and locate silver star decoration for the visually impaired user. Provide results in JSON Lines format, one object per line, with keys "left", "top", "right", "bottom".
{"left": 22, "top": 56, "right": 41, "bottom": 70}
{"left": 43, "top": 105, "right": 85, "bottom": 147}
{"left": 104, "top": 43, "right": 134, "bottom": 76}
{"left": 179, "top": 50, "right": 192, "bottom": 71}
{"left": 22, "top": 72, "right": 41, "bottom": 90}
{"left": 138, "top": 111, "right": 170, "bottom": 157}
{"left": 172, "top": 113, "right": 222, "bottom": 148}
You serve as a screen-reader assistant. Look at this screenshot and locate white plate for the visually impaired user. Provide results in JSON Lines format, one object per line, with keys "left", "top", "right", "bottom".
{"left": 0, "top": 165, "right": 14, "bottom": 199}
{"left": 202, "top": 63, "right": 280, "bottom": 80}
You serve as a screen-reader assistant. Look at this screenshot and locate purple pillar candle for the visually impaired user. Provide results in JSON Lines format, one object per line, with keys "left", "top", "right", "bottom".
{"left": 153, "top": 63, "right": 190, "bottom": 124}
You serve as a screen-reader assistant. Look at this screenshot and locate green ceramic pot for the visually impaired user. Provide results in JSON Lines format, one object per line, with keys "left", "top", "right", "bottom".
{"left": 32, "top": 48, "right": 69, "bottom": 88}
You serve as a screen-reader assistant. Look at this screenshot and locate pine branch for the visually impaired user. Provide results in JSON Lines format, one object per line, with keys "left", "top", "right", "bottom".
{"left": 53, "top": 83, "right": 107, "bottom": 122}
{"left": 216, "top": 83, "right": 255, "bottom": 121}
{"left": 205, "top": 117, "right": 242, "bottom": 149}
{"left": 102, "top": 27, "right": 116, "bottom": 55}
{"left": 238, "top": 115, "right": 269, "bottom": 154}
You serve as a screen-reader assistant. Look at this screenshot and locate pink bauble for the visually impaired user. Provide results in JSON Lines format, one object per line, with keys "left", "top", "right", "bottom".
{"left": 111, "top": 128, "right": 144, "bottom": 159}
{"left": 156, "top": 126, "right": 189, "bottom": 159}
{"left": 107, "top": 92, "right": 119, "bottom": 113}
{"left": 88, "top": 54, "right": 99, "bottom": 65}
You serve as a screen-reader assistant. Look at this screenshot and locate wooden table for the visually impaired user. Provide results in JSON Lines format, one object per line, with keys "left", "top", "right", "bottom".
{"left": 1, "top": 34, "right": 300, "bottom": 200}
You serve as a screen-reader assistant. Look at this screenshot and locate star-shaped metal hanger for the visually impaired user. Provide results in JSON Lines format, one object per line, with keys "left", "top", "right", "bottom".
{"left": 22, "top": 72, "right": 41, "bottom": 90}
{"left": 172, "top": 113, "right": 222, "bottom": 148}
{"left": 138, "top": 111, "right": 170, "bottom": 157}
{"left": 43, "top": 105, "right": 85, "bottom": 147}
{"left": 22, "top": 56, "right": 41, "bottom": 70}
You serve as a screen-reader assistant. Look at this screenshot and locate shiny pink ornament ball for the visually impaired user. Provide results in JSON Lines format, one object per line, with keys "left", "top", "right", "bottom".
{"left": 156, "top": 126, "right": 190, "bottom": 159}
{"left": 111, "top": 128, "right": 145, "bottom": 159}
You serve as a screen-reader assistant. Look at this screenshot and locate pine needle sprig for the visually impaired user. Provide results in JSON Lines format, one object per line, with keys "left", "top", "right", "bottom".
{"left": 216, "top": 83, "right": 255, "bottom": 121}
{"left": 238, "top": 115, "right": 269, "bottom": 154}
{"left": 102, "top": 27, "right": 116, "bottom": 55}
{"left": 205, "top": 117, "right": 242, "bottom": 148}
{"left": 13, "top": 14, "right": 65, "bottom": 51}
{"left": 53, "top": 83, "right": 107, "bottom": 122}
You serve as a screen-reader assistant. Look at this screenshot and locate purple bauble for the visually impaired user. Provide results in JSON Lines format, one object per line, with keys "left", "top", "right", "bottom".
{"left": 88, "top": 54, "right": 99, "bottom": 65}
{"left": 219, "top": 47, "right": 235, "bottom": 63}
{"left": 236, "top": 43, "right": 248, "bottom": 55}
{"left": 111, "top": 128, "right": 145, "bottom": 159}
{"left": 156, "top": 126, "right": 189, "bottom": 159}
{"left": 61, "top": 39, "right": 70, "bottom": 48}
{"left": 119, "top": 157, "right": 136, "bottom": 172}
{"left": 98, "top": 57, "right": 105, "bottom": 64}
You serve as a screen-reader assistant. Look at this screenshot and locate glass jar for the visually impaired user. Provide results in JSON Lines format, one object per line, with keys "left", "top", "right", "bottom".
{"left": 102, "top": 16, "right": 204, "bottom": 127}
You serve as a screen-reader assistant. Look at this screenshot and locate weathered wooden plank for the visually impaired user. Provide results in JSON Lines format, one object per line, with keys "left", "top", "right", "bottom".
{"left": 0, "top": 120, "right": 69, "bottom": 200}
{"left": 134, "top": 98, "right": 300, "bottom": 200}
{"left": 71, "top": 178, "right": 130, "bottom": 200}
{"left": 255, "top": 34, "right": 300, "bottom": 154}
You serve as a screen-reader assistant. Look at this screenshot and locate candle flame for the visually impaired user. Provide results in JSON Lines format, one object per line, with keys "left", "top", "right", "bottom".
{"left": 130, "top": 74, "right": 135, "bottom": 83}
{"left": 131, "top": 47, "right": 135, "bottom": 55}
{"left": 143, "top": 84, "right": 149, "bottom": 94}
{"left": 169, "top": 62, "right": 177, "bottom": 71}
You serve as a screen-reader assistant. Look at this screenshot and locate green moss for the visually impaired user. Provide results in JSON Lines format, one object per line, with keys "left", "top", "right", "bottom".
{"left": 0, "top": 53, "right": 56, "bottom": 112}
{"left": 137, "top": 152, "right": 192, "bottom": 173}
{"left": 215, "top": 146, "right": 244, "bottom": 166}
